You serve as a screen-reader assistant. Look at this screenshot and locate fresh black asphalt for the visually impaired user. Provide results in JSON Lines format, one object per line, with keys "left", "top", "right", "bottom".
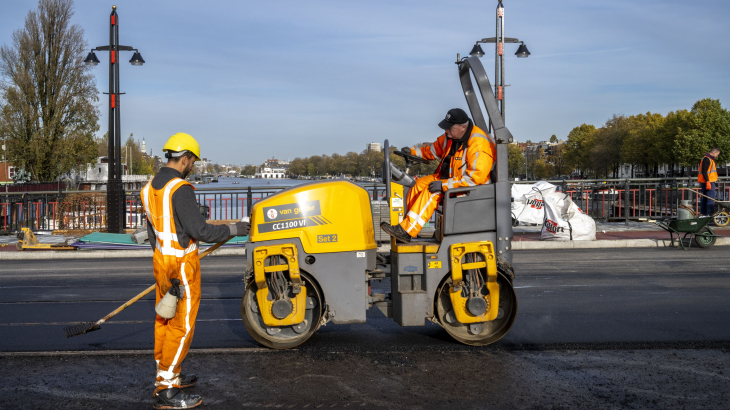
{"left": 1, "top": 248, "right": 729, "bottom": 409}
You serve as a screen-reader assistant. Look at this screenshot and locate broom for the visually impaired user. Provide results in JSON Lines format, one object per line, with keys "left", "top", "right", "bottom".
{"left": 63, "top": 236, "right": 235, "bottom": 338}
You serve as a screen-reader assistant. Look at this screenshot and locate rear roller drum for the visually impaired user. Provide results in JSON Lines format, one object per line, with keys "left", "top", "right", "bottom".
{"left": 435, "top": 269, "right": 517, "bottom": 346}
{"left": 241, "top": 271, "right": 324, "bottom": 349}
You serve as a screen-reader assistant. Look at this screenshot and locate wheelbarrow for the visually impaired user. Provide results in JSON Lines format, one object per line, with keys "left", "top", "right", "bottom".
{"left": 654, "top": 217, "right": 720, "bottom": 250}
{"left": 687, "top": 188, "right": 730, "bottom": 227}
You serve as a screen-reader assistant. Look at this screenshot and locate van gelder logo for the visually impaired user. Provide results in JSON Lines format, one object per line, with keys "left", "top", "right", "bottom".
{"left": 267, "top": 209, "right": 278, "bottom": 220}
{"left": 544, "top": 219, "right": 565, "bottom": 233}
{"left": 526, "top": 198, "right": 544, "bottom": 209}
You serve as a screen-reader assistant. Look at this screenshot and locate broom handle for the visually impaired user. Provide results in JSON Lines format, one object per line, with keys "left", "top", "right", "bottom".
{"left": 94, "top": 236, "right": 235, "bottom": 326}
{"left": 687, "top": 188, "right": 724, "bottom": 203}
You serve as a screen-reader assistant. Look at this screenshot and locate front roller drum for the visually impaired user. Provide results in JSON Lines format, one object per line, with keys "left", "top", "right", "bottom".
{"left": 435, "top": 269, "right": 517, "bottom": 346}
{"left": 241, "top": 272, "right": 324, "bottom": 349}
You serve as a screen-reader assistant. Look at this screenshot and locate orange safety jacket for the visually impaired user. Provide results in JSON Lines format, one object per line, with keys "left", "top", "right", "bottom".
{"left": 698, "top": 156, "right": 718, "bottom": 183}
{"left": 409, "top": 125, "right": 496, "bottom": 190}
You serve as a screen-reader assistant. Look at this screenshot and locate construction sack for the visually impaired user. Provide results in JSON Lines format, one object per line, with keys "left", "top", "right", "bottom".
{"left": 511, "top": 182, "right": 557, "bottom": 225}
{"left": 540, "top": 195, "right": 573, "bottom": 240}
{"left": 539, "top": 191, "right": 597, "bottom": 241}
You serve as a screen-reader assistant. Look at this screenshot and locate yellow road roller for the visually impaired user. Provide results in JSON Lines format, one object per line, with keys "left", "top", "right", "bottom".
{"left": 241, "top": 55, "right": 518, "bottom": 348}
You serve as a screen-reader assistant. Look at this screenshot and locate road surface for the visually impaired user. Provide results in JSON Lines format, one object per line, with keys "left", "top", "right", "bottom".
{"left": 1, "top": 247, "right": 729, "bottom": 409}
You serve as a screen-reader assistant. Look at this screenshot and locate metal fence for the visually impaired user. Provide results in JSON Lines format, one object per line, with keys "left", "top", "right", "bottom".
{"left": 2, "top": 178, "right": 724, "bottom": 234}
{"left": 514, "top": 177, "right": 730, "bottom": 223}
{"left": 0, "top": 184, "right": 390, "bottom": 233}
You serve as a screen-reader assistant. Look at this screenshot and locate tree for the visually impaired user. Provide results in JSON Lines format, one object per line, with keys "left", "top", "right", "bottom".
{"left": 673, "top": 98, "right": 730, "bottom": 168}
{"left": 621, "top": 112, "right": 664, "bottom": 177}
{"left": 546, "top": 144, "right": 569, "bottom": 177}
{"left": 563, "top": 124, "right": 597, "bottom": 177}
{"left": 532, "top": 159, "right": 551, "bottom": 180}
{"left": 0, "top": 0, "right": 99, "bottom": 181}
{"left": 507, "top": 143, "right": 525, "bottom": 178}
{"left": 550, "top": 134, "right": 558, "bottom": 143}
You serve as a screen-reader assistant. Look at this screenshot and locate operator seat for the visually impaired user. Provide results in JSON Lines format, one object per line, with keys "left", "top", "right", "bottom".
{"left": 434, "top": 183, "right": 496, "bottom": 241}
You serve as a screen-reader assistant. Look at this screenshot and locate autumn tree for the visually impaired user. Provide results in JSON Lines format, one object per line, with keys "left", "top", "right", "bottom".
{"left": 507, "top": 143, "right": 525, "bottom": 178}
{"left": 0, "top": 0, "right": 99, "bottom": 181}
{"left": 563, "top": 124, "right": 597, "bottom": 177}
{"left": 673, "top": 98, "right": 730, "bottom": 169}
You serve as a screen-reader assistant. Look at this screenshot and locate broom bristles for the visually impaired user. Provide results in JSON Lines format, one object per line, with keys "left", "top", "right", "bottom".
{"left": 63, "top": 321, "right": 101, "bottom": 338}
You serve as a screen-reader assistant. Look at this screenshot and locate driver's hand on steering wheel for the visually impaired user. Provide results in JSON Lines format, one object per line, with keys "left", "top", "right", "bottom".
{"left": 429, "top": 180, "right": 444, "bottom": 193}
{"left": 401, "top": 147, "right": 411, "bottom": 155}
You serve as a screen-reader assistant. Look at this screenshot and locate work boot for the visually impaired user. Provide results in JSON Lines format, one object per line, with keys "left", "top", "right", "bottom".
{"left": 153, "top": 387, "right": 202, "bottom": 409}
{"left": 380, "top": 222, "right": 412, "bottom": 243}
{"left": 179, "top": 373, "right": 198, "bottom": 389}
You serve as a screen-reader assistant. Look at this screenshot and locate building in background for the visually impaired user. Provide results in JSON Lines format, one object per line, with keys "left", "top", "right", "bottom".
{"left": 80, "top": 156, "right": 151, "bottom": 191}
{"left": 0, "top": 162, "right": 15, "bottom": 185}
{"left": 366, "top": 142, "right": 382, "bottom": 152}
{"left": 195, "top": 157, "right": 211, "bottom": 174}
{"left": 255, "top": 167, "right": 287, "bottom": 179}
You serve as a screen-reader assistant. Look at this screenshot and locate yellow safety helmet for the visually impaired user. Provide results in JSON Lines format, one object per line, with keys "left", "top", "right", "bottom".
{"left": 162, "top": 133, "right": 201, "bottom": 160}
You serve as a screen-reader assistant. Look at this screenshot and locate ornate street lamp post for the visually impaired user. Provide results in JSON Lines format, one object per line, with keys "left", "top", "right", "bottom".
{"left": 84, "top": 5, "right": 145, "bottom": 233}
{"left": 469, "top": 1, "right": 530, "bottom": 126}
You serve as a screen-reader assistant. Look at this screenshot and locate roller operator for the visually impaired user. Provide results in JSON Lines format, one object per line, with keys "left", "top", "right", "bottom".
{"left": 381, "top": 108, "right": 496, "bottom": 242}
{"left": 141, "top": 132, "right": 250, "bottom": 409}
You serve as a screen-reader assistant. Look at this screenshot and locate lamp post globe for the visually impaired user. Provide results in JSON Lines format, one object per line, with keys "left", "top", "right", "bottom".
{"left": 84, "top": 51, "right": 100, "bottom": 66}
{"left": 469, "top": 43, "right": 485, "bottom": 58}
{"left": 515, "top": 43, "right": 530, "bottom": 58}
{"left": 129, "top": 52, "right": 145, "bottom": 66}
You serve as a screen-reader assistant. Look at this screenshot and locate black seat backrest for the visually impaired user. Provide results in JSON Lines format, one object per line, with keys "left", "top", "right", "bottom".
{"left": 441, "top": 184, "right": 496, "bottom": 235}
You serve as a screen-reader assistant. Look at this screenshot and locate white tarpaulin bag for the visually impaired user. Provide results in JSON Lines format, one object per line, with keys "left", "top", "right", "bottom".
{"left": 511, "top": 182, "right": 557, "bottom": 225}
{"left": 567, "top": 208, "right": 596, "bottom": 241}
{"left": 541, "top": 197, "right": 572, "bottom": 241}
{"left": 539, "top": 191, "right": 596, "bottom": 241}
{"left": 512, "top": 190, "right": 546, "bottom": 225}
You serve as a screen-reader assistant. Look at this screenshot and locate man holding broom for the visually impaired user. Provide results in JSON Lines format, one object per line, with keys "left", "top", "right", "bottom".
{"left": 141, "top": 133, "right": 250, "bottom": 409}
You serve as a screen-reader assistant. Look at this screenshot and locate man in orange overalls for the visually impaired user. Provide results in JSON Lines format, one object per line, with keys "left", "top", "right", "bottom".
{"left": 141, "top": 133, "right": 250, "bottom": 409}
{"left": 699, "top": 147, "right": 721, "bottom": 217}
{"left": 381, "top": 108, "right": 496, "bottom": 242}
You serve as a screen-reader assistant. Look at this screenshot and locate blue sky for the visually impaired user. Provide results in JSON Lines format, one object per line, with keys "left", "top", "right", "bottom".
{"left": 1, "top": 0, "right": 729, "bottom": 166}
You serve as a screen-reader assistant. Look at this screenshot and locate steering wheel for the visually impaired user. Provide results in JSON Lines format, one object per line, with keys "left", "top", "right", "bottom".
{"left": 393, "top": 150, "right": 429, "bottom": 166}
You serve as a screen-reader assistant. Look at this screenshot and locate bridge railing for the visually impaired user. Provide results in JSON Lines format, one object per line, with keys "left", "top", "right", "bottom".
{"left": 2, "top": 178, "right": 724, "bottom": 233}
{"left": 0, "top": 184, "right": 390, "bottom": 233}
{"left": 514, "top": 177, "right": 730, "bottom": 223}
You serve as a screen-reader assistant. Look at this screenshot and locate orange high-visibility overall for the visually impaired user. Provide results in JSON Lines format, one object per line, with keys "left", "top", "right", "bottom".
{"left": 141, "top": 178, "right": 200, "bottom": 391}
{"left": 400, "top": 125, "right": 496, "bottom": 237}
{"left": 698, "top": 156, "right": 718, "bottom": 183}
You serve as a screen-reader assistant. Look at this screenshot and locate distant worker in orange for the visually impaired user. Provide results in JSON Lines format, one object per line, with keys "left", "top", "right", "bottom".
{"left": 381, "top": 108, "right": 496, "bottom": 242}
{"left": 699, "top": 147, "right": 721, "bottom": 217}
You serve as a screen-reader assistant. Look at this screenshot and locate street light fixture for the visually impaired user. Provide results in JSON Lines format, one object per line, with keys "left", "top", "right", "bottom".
{"left": 86, "top": 5, "right": 145, "bottom": 233}
{"left": 84, "top": 51, "right": 100, "bottom": 66}
{"left": 468, "top": 1, "right": 529, "bottom": 125}
{"left": 515, "top": 42, "right": 530, "bottom": 58}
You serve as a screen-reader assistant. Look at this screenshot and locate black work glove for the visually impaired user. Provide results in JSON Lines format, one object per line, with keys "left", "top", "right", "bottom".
{"left": 168, "top": 278, "right": 183, "bottom": 300}
{"left": 401, "top": 147, "right": 411, "bottom": 155}
{"left": 232, "top": 221, "right": 251, "bottom": 236}
{"left": 429, "top": 180, "right": 444, "bottom": 193}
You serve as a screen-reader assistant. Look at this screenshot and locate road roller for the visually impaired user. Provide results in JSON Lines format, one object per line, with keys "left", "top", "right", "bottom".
{"left": 241, "top": 55, "right": 518, "bottom": 348}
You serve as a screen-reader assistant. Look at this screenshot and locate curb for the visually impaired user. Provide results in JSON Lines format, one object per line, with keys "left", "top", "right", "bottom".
{"left": 2, "top": 237, "right": 728, "bottom": 260}
{"left": 512, "top": 237, "right": 730, "bottom": 250}
{"left": 0, "top": 247, "right": 246, "bottom": 260}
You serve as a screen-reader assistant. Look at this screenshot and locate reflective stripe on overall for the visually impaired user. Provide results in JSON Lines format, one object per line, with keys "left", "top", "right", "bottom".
{"left": 141, "top": 178, "right": 200, "bottom": 390}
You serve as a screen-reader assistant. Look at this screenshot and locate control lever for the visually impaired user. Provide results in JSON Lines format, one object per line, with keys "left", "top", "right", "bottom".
{"left": 390, "top": 163, "right": 415, "bottom": 188}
